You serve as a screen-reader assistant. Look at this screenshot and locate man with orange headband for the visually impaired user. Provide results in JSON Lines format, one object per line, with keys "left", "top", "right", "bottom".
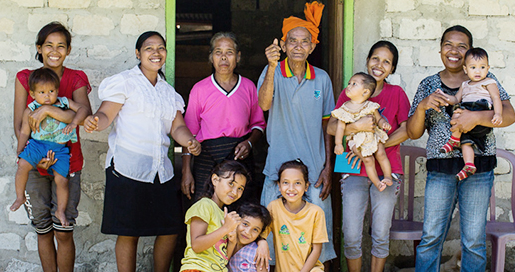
{"left": 257, "top": 1, "right": 336, "bottom": 269}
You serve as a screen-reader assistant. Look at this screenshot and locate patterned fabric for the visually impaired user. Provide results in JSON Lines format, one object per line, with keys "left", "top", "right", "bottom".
{"left": 335, "top": 82, "right": 410, "bottom": 176}
{"left": 264, "top": 199, "right": 328, "bottom": 272}
{"left": 17, "top": 67, "right": 91, "bottom": 174}
{"left": 228, "top": 242, "right": 265, "bottom": 272}
{"left": 181, "top": 198, "right": 229, "bottom": 272}
{"left": 332, "top": 100, "right": 388, "bottom": 157}
{"left": 408, "top": 72, "right": 509, "bottom": 160}
{"left": 28, "top": 97, "right": 77, "bottom": 144}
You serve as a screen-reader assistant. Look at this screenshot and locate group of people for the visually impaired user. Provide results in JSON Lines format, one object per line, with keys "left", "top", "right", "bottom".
{"left": 10, "top": 1, "right": 515, "bottom": 271}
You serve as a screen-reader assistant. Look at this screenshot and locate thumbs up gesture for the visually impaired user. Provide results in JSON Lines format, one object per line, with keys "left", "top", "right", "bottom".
{"left": 265, "top": 38, "right": 281, "bottom": 68}
{"left": 222, "top": 207, "right": 241, "bottom": 234}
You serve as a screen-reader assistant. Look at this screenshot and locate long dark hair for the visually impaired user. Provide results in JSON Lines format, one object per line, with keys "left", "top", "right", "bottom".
{"left": 135, "top": 31, "right": 167, "bottom": 80}
{"left": 366, "top": 40, "right": 399, "bottom": 74}
{"left": 200, "top": 160, "right": 251, "bottom": 200}
{"left": 441, "top": 25, "right": 473, "bottom": 48}
{"left": 35, "top": 22, "right": 72, "bottom": 63}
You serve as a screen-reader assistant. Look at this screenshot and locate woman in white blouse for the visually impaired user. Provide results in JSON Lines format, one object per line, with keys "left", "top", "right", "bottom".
{"left": 84, "top": 31, "right": 200, "bottom": 272}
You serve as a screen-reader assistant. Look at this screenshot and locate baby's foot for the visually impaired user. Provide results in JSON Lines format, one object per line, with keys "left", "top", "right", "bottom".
{"left": 456, "top": 164, "right": 476, "bottom": 181}
{"left": 55, "top": 210, "right": 69, "bottom": 227}
{"left": 440, "top": 136, "right": 460, "bottom": 153}
{"left": 10, "top": 196, "right": 26, "bottom": 212}
{"left": 381, "top": 177, "right": 393, "bottom": 187}
{"left": 373, "top": 180, "right": 387, "bottom": 192}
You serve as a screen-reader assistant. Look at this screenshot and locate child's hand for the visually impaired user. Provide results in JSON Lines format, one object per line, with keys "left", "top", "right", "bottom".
{"left": 63, "top": 123, "right": 77, "bottom": 135}
{"left": 492, "top": 113, "right": 503, "bottom": 126}
{"left": 382, "top": 122, "right": 391, "bottom": 132}
{"left": 187, "top": 138, "right": 201, "bottom": 156}
{"left": 222, "top": 207, "right": 241, "bottom": 233}
{"left": 334, "top": 144, "right": 344, "bottom": 155}
{"left": 255, "top": 239, "right": 271, "bottom": 271}
{"left": 84, "top": 115, "right": 99, "bottom": 133}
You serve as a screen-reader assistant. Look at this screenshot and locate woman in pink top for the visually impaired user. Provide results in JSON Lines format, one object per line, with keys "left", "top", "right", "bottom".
{"left": 327, "top": 41, "right": 410, "bottom": 272}
{"left": 182, "top": 32, "right": 266, "bottom": 203}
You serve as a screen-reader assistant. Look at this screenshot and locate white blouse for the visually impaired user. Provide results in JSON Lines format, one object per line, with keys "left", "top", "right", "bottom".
{"left": 99, "top": 65, "right": 185, "bottom": 183}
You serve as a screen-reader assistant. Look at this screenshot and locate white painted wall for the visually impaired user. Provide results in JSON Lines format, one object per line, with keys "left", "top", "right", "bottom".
{"left": 0, "top": 0, "right": 165, "bottom": 270}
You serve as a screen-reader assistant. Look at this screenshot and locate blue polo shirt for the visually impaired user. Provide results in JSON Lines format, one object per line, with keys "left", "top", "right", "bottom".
{"left": 258, "top": 59, "right": 335, "bottom": 182}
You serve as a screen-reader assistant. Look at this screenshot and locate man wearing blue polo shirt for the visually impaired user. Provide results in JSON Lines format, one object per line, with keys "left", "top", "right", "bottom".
{"left": 257, "top": 1, "right": 336, "bottom": 268}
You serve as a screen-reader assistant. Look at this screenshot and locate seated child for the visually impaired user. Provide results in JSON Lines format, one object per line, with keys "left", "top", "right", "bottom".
{"left": 227, "top": 203, "right": 272, "bottom": 272}
{"left": 181, "top": 160, "right": 251, "bottom": 272}
{"left": 258, "top": 159, "right": 329, "bottom": 272}
{"left": 10, "top": 67, "right": 87, "bottom": 227}
{"left": 332, "top": 72, "right": 392, "bottom": 191}
{"left": 438, "top": 47, "right": 503, "bottom": 181}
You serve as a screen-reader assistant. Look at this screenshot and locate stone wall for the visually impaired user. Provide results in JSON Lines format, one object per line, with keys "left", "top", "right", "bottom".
{"left": 353, "top": 0, "right": 515, "bottom": 270}
{"left": 2, "top": 0, "right": 515, "bottom": 271}
{"left": 0, "top": 0, "right": 164, "bottom": 271}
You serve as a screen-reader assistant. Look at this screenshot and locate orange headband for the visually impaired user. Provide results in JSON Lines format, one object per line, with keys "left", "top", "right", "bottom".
{"left": 281, "top": 1, "right": 325, "bottom": 44}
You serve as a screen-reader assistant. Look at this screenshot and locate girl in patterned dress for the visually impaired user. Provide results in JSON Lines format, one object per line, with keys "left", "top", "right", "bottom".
{"left": 332, "top": 72, "right": 392, "bottom": 191}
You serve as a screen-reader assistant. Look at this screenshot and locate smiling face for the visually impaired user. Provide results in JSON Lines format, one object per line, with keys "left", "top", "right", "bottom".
{"left": 367, "top": 46, "right": 395, "bottom": 84}
{"left": 211, "top": 172, "right": 246, "bottom": 207}
{"left": 135, "top": 35, "right": 167, "bottom": 76}
{"left": 36, "top": 32, "right": 71, "bottom": 69}
{"left": 210, "top": 37, "right": 240, "bottom": 76}
{"left": 279, "top": 168, "right": 308, "bottom": 206}
{"left": 30, "top": 82, "right": 59, "bottom": 106}
{"left": 440, "top": 31, "right": 471, "bottom": 72}
{"left": 464, "top": 56, "right": 489, "bottom": 82}
{"left": 281, "top": 27, "right": 316, "bottom": 63}
{"left": 237, "top": 216, "right": 264, "bottom": 246}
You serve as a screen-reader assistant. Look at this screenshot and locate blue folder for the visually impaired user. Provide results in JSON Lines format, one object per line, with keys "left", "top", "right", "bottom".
{"left": 334, "top": 152, "right": 361, "bottom": 174}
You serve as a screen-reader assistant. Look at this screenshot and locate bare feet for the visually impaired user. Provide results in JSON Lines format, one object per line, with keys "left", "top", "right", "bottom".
{"left": 55, "top": 210, "right": 69, "bottom": 226}
{"left": 381, "top": 177, "right": 393, "bottom": 187}
{"left": 10, "top": 196, "right": 26, "bottom": 211}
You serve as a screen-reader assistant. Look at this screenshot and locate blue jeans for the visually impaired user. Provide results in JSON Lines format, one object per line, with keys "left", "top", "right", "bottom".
{"left": 415, "top": 171, "right": 493, "bottom": 272}
{"left": 260, "top": 176, "right": 336, "bottom": 264}
{"left": 341, "top": 175, "right": 401, "bottom": 259}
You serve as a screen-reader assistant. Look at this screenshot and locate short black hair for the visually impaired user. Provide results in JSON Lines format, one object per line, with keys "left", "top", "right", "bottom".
{"left": 441, "top": 25, "right": 473, "bottom": 48}
{"left": 465, "top": 47, "right": 488, "bottom": 63}
{"left": 354, "top": 72, "right": 377, "bottom": 98}
{"left": 237, "top": 203, "right": 272, "bottom": 233}
{"left": 28, "top": 67, "right": 60, "bottom": 93}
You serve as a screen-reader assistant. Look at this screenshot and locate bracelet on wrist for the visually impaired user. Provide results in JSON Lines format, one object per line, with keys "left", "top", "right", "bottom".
{"left": 182, "top": 153, "right": 192, "bottom": 156}
{"left": 247, "top": 140, "right": 253, "bottom": 149}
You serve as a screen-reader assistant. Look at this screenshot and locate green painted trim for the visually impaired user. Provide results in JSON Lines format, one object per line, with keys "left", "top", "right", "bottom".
{"left": 343, "top": 0, "right": 354, "bottom": 88}
{"left": 165, "top": 0, "right": 176, "bottom": 86}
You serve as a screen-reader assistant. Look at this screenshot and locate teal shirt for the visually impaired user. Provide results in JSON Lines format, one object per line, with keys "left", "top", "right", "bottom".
{"left": 29, "top": 97, "right": 78, "bottom": 144}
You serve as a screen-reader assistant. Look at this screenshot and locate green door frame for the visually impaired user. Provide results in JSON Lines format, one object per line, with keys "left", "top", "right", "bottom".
{"left": 165, "top": 0, "right": 176, "bottom": 86}
{"left": 343, "top": 0, "right": 354, "bottom": 88}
